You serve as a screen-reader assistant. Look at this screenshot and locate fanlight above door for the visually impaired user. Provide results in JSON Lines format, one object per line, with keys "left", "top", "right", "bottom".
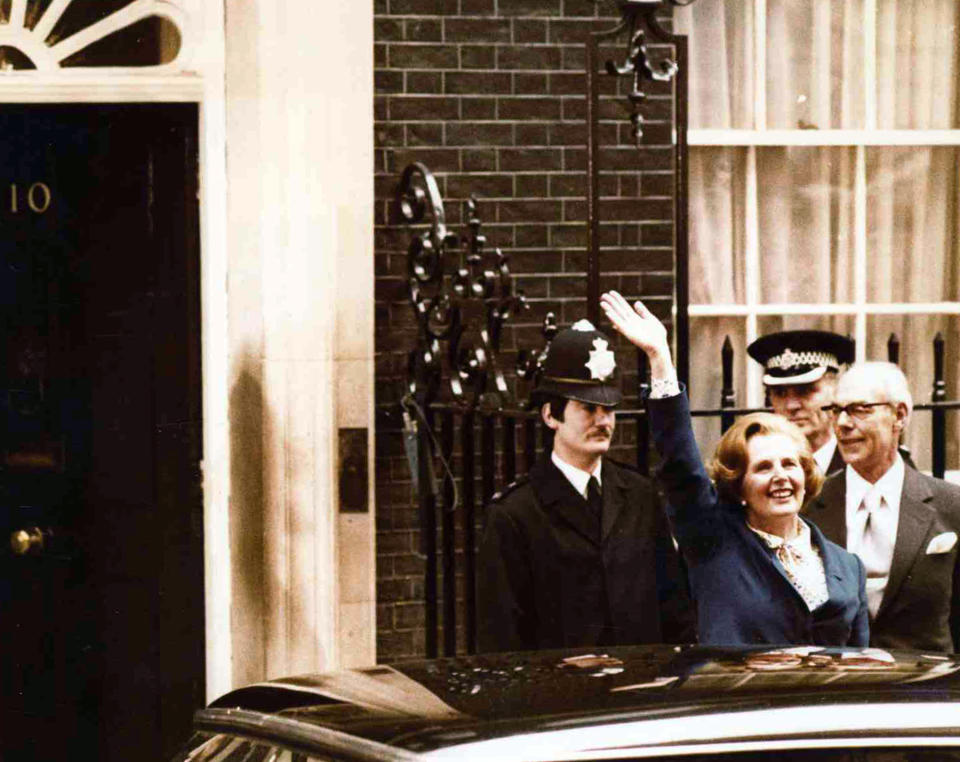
{"left": 0, "top": 0, "right": 188, "bottom": 71}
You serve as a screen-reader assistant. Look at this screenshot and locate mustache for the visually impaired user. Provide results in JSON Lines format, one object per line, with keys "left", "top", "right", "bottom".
{"left": 590, "top": 426, "right": 613, "bottom": 438}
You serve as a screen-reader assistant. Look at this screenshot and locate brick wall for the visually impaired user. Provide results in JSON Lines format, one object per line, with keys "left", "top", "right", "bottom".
{"left": 374, "top": 0, "right": 677, "bottom": 661}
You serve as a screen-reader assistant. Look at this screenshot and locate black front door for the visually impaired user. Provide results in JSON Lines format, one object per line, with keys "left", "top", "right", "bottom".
{"left": 0, "top": 104, "right": 204, "bottom": 761}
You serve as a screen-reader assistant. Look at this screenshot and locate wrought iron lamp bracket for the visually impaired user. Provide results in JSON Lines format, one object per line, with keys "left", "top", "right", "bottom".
{"left": 398, "top": 165, "right": 526, "bottom": 410}
{"left": 516, "top": 313, "right": 559, "bottom": 406}
{"left": 603, "top": 5, "right": 681, "bottom": 146}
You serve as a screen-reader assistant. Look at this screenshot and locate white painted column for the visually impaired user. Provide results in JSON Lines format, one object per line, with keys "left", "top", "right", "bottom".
{"left": 218, "top": 0, "right": 375, "bottom": 693}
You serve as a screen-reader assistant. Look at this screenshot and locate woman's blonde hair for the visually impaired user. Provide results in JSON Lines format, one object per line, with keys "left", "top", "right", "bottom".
{"left": 707, "top": 412, "right": 824, "bottom": 508}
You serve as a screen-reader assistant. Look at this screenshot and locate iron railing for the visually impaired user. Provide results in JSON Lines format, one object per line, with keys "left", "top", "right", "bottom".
{"left": 391, "top": 0, "right": 960, "bottom": 658}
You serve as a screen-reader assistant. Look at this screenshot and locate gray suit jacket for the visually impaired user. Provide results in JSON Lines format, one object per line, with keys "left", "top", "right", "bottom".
{"left": 809, "top": 467, "right": 960, "bottom": 652}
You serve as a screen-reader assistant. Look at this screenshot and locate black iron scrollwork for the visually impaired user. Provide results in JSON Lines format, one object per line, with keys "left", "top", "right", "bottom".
{"left": 398, "top": 163, "right": 526, "bottom": 409}
{"left": 516, "top": 313, "right": 559, "bottom": 396}
{"left": 602, "top": 2, "right": 682, "bottom": 146}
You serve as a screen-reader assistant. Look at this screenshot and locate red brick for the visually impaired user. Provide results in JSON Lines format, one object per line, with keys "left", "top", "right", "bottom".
{"left": 461, "top": 97, "right": 497, "bottom": 119}
{"left": 446, "top": 71, "right": 512, "bottom": 94}
{"left": 446, "top": 173, "right": 514, "bottom": 199}
{"left": 499, "top": 96, "right": 560, "bottom": 120}
{"left": 561, "top": 0, "right": 596, "bottom": 16}
{"left": 599, "top": 196, "right": 674, "bottom": 221}
{"left": 499, "top": 147, "right": 562, "bottom": 171}
{"left": 389, "top": 44, "right": 459, "bottom": 69}
{"left": 376, "top": 578, "right": 414, "bottom": 602}
{"left": 389, "top": 0, "right": 458, "bottom": 13}
{"left": 376, "top": 18, "right": 403, "bottom": 41}
{"left": 514, "top": 122, "right": 549, "bottom": 144}
{"left": 407, "top": 71, "right": 442, "bottom": 93}
{"left": 514, "top": 19, "right": 547, "bottom": 43}
{"left": 462, "top": 148, "right": 498, "bottom": 171}
{"left": 505, "top": 249, "right": 564, "bottom": 273}
{"left": 548, "top": 19, "right": 609, "bottom": 43}
{"left": 641, "top": 171, "right": 673, "bottom": 197}
{"left": 445, "top": 122, "right": 513, "bottom": 146}
{"left": 562, "top": 44, "right": 585, "bottom": 70}
{"left": 593, "top": 248, "right": 674, "bottom": 272}
{"left": 548, "top": 172, "right": 584, "bottom": 197}
{"left": 619, "top": 173, "right": 640, "bottom": 197}
{"left": 513, "top": 72, "right": 548, "bottom": 95}
{"left": 498, "top": 0, "right": 560, "bottom": 16}
{"left": 386, "top": 147, "right": 460, "bottom": 174}
{"left": 497, "top": 44, "right": 562, "bottom": 70}
{"left": 390, "top": 95, "right": 459, "bottom": 121}
{"left": 377, "top": 629, "right": 416, "bottom": 661}
{"left": 498, "top": 199, "right": 562, "bottom": 222}
{"left": 461, "top": 45, "right": 496, "bottom": 68}
{"left": 405, "top": 18, "right": 442, "bottom": 41}
{"left": 637, "top": 121, "right": 672, "bottom": 147}
{"left": 445, "top": 18, "right": 512, "bottom": 42}
{"left": 376, "top": 70, "right": 404, "bottom": 94}
{"left": 516, "top": 174, "right": 547, "bottom": 197}
{"left": 642, "top": 273, "right": 674, "bottom": 295}
{"left": 375, "top": 123, "right": 405, "bottom": 148}
{"left": 550, "top": 222, "right": 586, "bottom": 248}
{"left": 642, "top": 222, "right": 673, "bottom": 247}
{"left": 549, "top": 71, "right": 584, "bottom": 94}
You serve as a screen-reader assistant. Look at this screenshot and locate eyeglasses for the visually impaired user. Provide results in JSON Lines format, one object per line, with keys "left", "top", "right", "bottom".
{"left": 820, "top": 402, "right": 894, "bottom": 420}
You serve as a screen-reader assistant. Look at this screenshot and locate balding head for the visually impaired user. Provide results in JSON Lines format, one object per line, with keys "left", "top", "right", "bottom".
{"left": 832, "top": 362, "right": 912, "bottom": 483}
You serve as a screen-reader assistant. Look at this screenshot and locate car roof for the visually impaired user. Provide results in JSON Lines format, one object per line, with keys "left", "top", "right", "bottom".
{"left": 197, "top": 644, "right": 960, "bottom": 760}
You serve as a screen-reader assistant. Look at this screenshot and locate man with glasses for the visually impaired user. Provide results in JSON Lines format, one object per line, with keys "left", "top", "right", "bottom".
{"left": 747, "top": 330, "right": 855, "bottom": 476}
{"left": 810, "top": 361, "right": 960, "bottom": 652}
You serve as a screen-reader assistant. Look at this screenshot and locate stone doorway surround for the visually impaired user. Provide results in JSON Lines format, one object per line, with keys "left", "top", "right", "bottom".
{"left": 0, "top": 0, "right": 377, "bottom": 703}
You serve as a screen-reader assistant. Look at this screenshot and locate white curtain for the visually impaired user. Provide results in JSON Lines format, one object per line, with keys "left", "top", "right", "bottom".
{"left": 677, "top": 0, "right": 960, "bottom": 468}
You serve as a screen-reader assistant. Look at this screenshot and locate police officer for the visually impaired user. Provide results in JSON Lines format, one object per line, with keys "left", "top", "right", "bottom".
{"left": 477, "top": 319, "right": 694, "bottom": 653}
{"left": 747, "top": 330, "right": 855, "bottom": 476}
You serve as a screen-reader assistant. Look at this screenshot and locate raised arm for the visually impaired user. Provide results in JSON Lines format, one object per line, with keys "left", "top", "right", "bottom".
{"left": 599, "top": 291, "right": 676, "bottom": 387}
{"left": 600, "top": 292, "right": 723, "bottom": 559}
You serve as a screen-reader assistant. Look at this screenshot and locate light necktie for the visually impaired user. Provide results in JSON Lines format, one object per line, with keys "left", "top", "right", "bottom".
{"left": 858, "top": 489, "right": 893, "bottom": 619}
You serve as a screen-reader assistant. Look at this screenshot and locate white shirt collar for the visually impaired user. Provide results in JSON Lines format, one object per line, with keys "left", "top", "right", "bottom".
{"left": 748, "top": 518, "right": 812, "bottom": 553}
{"left": 845, "top": 453, "right": 905, "bottom": 526}
{"left": 813, "top": 435, "right": 837, "bottom": 475}
{"left": 551, "top": 451, "right": 601, "bottom": 499}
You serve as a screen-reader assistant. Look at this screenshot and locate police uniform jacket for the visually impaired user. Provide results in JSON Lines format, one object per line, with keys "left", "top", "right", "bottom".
{"left": 810, "top": 468, "right": 960, "bottom": 652}
{"left": 477, "top": 456, "right": 695, "bottom": 653}
{"left": 648, "top": 390, "right": 869, "bottom": 647}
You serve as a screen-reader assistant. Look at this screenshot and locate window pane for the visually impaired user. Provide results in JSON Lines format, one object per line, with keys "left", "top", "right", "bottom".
{"left": 689, "top": 317, "right": 747, "bottom": 461}
{"left": 757, "top": 147, "right": 857, "bottom": 304}
{"left": 766, "top": 0, "right": 865, "bottom": 129}
{"left": 867, "top": 314, "right": 959, "bottom": 474}
{"left": 877, "top": 0, "right": 960, "bottom": 128}
{"left": 865, "top": 147, "right": 960, "bottom": 303}
{"left": 674, "top": 0, "right": 755, "bottom": 129}
{"left": 689, "top": 147, "right": 748, "bottom": 305}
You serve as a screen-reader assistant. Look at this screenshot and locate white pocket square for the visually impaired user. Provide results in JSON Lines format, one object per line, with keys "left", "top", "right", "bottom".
{"left": 926, "top": 531, "right": 958, "bottom": 555}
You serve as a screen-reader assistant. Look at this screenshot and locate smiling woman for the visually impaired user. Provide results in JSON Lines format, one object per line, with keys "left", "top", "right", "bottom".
{"left": 601, "top": 291, "right": 868, "bottom": 648}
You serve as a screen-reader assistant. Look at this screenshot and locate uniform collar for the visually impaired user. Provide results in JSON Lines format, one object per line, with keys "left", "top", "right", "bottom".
{"left": 551, "top": 450, "right": 601, "bottom": 499}
{"left": 813, "top": 435, "right": 837, "bottom": 475}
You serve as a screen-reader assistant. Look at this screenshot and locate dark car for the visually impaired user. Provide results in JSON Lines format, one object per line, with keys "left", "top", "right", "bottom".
{"left": 173, "top": 644, "right": 960, "bottom": 762}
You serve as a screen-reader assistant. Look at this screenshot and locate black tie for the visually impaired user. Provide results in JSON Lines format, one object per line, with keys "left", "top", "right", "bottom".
{"left": 587, "top": 475, "right": 602, "bottom": 521}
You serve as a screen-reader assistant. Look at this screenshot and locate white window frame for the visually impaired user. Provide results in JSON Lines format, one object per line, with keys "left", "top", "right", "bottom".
{"left": 684, "top": 0, "right": 960, "bottom": 410}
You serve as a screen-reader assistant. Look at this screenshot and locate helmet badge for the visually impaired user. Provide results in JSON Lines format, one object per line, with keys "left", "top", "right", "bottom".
{"left": 585, "top": 337, "right": 616, "bottom": 381}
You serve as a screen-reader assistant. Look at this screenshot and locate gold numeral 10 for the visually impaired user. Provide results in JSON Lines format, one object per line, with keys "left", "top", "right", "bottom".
{"left": 10, "top": 182, "right": 52, "bottom": 214}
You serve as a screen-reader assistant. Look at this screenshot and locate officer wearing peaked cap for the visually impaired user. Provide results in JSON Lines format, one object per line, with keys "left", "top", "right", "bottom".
{"left": 748, "top": 330, "right": 855, "bottom": 477}
{"left": 477, "top": 319, "right": 694, "bottom": 653}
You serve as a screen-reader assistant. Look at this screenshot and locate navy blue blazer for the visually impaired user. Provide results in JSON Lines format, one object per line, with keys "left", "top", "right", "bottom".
{"left": 647, "top": 390, "right": 869, "bottom": 647}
